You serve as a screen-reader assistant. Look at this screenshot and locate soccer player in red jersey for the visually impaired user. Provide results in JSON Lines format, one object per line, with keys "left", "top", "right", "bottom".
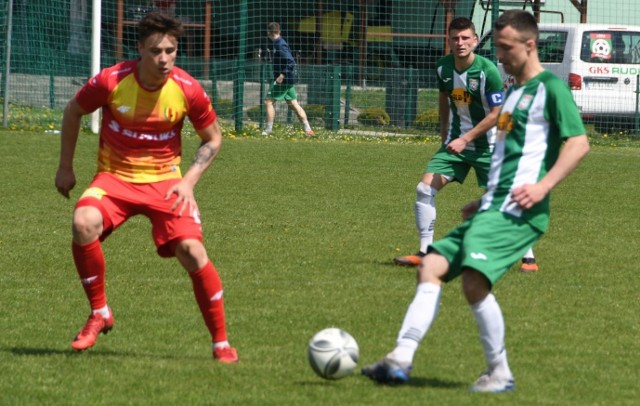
{"left": 54, "top": 12, "right": 238, "bottom": 363}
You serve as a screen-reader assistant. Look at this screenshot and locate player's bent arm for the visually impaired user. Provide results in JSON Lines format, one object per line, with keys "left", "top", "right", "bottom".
{"left": 58, "top": 99, "right": 88, "bottom": 170}
{"left": 460, "top": 105, "right": 501, "bottom": 143}
{"left": 511, "top": 135, "right": 590, "bottom": 208}
{"left": 180, "top": 120, "right": 223, "bottom": 189}
{"left": 447, "top": 105, "right": 501, "bottom": 154}
{"left": 438, "top": 91, "right": 450, "bottom": 143}
{"left": 55, "top": 99, "right": 89, "bottom": 197}
{"left": 537, "top": 135, "right": 590, "bottom": 193}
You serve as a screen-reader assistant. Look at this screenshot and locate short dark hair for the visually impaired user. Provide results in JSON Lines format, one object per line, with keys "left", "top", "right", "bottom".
{"left": 494, "top": 10, "right": 538, "bottom": 42}
{"left": 448, "top": 17, "right": 476, "bottom": 35}
{"left": 138, "top": 11, "right": 184, "bottom": 43}
{"left": 267, "top": 22, "right": 281, "bottom": 34}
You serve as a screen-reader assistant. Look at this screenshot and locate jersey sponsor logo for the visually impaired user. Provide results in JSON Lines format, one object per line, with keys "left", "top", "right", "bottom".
{"left": 470, "top": 252, "right": 488, "bottom": 261}
{"left": 496, "top": 112, "right": 514, "bottom": 141}
{"left": 117, "top": 105, "right": 131, "bottom": 114}
{"left": 468, "top": 78, "right": 479, "bottom": 91}
{"left": 122, "top": 128, "right": 178, "bottom": 141}
{"left": 451, "top": 88, "right": 472, "bottom": 107}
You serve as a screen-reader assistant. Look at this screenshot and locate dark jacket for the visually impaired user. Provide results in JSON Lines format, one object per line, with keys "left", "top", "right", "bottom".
{"left": 270, "top": 37, "right": 298, "bottom": 85}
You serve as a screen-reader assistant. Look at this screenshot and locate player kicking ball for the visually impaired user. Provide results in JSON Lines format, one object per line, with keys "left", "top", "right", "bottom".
{"left": 363, "top": 10, "right": 589, "bottom": 392}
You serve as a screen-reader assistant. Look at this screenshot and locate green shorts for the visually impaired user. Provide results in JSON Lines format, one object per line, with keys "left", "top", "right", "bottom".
{"left": 425, "top": 146, "right": 493, "bottom": 188}
{"left": 429, "top": 210, "right": 543, "bottom": 286}
{"left": 266, "top": 84, "right": 298, "bottom": 102}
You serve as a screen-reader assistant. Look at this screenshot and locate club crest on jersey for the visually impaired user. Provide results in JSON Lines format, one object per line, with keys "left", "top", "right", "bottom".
{"left": 468, "top": 78, "right": 479, "bottom": 92}
{"left": 517, "top": 94, "right": 534, "bottom": 111}
{"left": 164, "top": 106, "right": 176, "bottom": 122}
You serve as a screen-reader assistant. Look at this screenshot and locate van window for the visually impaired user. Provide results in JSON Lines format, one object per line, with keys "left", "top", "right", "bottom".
{"left": 476, "top": 30, "right": 567, "bottom": 63}
{"left": 580, "top": 30, "right": 640, "bottom": 64}
{"left": 537, "top": 32, "right": 567, "bottom": 63}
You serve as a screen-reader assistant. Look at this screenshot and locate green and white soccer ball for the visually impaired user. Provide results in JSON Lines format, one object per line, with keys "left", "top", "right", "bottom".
{"left": 307, "top": 327, "right": 359, "bottom": 380}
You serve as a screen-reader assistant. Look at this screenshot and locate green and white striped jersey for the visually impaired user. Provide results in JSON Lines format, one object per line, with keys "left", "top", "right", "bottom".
{"left": 436, "top": 53, "right": 504, "bottom": 152}
{"left": 479, "top": 70, "right": 586, "bottom": 232}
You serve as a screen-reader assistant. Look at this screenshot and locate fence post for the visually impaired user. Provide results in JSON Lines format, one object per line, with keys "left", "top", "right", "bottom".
{"left": 386, "top": 67, "right": 417, "bottom": 128}
{"left": 344, "top": 65, "right": 353, "bottom": 127}
{"left": 324, "top": 65, "right": 341, "bottom": 131}
{"left": 233, "top": 0, "right": 248, "bottom": 132}
{"left": 635, "top": 74, "right": 639, "bottom": 135}
{"left": 2, "top": 0, "right": 14, "bottom": 128}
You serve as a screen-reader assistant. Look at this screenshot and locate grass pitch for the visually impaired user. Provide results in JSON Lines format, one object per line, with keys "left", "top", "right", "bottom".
{"left": 0, "top": 130, "right": 638, "bottom": 405}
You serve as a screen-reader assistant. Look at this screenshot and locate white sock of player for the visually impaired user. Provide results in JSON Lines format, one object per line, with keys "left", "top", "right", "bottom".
{"left": 390, "top": 282, "right": 441, "bottom": 364}
{"left": 303, "top": 121, "right": 312, "bottom": 132}
{"left": 522, "top": 247, "right": 535, "bottom": 259}
{"left": 415, "top": 182, "right": 437, "bottom": 253}
{"left": 92, "top": 305, "right": 110, "bottom": 319}
{"left": 212, "top": 340, "right": 231, "bottom": 350}
{"left": 471, "top": 293, "right": 512, "bottom": 378}
{"left": 265, "top": 122, "right": 273, "bottom": 132}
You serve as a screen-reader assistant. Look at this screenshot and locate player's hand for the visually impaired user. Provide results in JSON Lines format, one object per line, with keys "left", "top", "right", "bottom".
{"left": 446, "top": 138, "right": 468, "bottom": 154}
{"left": 55, "top": 167, "right": 76, "bottom": 198}
{"left": 511, "top": 183, "right": 549, "bottom": 210}
{"left": 165, "top": 181, "right": 198, "bottom": 217}
{"left": 461, "top": 200, "right": 480, "bottom": 220}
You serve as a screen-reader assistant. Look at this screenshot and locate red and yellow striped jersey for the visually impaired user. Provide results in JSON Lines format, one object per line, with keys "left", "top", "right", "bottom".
{"left": 75, "top": 60, "right": 216, "bottom": 183}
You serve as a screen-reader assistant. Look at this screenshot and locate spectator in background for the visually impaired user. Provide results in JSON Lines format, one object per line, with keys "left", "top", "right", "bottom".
{"left": 262, "top": 22, "right": 314, "bottom": 136}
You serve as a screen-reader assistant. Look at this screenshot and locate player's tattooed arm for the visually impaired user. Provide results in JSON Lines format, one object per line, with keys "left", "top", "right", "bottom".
{"left": 191, "top": 141, "right": 218, "bottom": 168}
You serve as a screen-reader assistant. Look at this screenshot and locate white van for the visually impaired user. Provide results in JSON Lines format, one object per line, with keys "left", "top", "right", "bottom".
{"left": 478, "top": 23, "right": 640, "bottom": 131}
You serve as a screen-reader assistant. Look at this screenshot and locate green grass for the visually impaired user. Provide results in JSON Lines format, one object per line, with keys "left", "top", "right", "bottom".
{"left": 1, "top": 130, "right": 639, "bottom": 405}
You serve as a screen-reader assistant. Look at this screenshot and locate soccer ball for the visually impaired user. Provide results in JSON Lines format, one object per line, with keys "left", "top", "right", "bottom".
{"left": 307, "top": 327, "right": 359, "bottom": 380}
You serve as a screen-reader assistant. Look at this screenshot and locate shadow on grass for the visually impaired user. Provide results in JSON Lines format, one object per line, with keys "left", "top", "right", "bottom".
{"left": 361, "top": 375, "right": 466, "bottom": 389}
{"left": 296, "top": 375, "right": 465, "bottom": 390}
{"left": 5, "top": 346, "right": 205, "bottom": 361}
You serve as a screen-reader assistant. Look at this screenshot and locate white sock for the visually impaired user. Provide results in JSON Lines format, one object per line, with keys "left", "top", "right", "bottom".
{"left": 265, "top": 122, "right": 273, "bottom": 132}
{"left": 522, "top": 248, "right": 535, "bottom": 259}
{"left": 303, "top": 121, "right": 312, "bottom": 131}
{"left": 390, "top": 282, "right": 441, "bottom": 364}
{"left": 415, "top": 182, "right": 437, "bottom": 253}
{"left": 92, "top": 305, "right": 110, "bottom": 319}
{"left": 213, "top": 341, "right": 230, "bottom": 350}
{"left": 471, "top": 293, "right": 512, "bottom": 377}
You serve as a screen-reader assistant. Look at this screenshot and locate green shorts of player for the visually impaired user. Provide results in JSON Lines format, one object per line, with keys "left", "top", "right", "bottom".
{"left": 426, "top": 145, "right": 493, "bottom": 188}
{"left": 430, "top": 210, "right": 543, "bottom": 286}
{"left": 266, "top": 84, "right": 298, "bottom": 101}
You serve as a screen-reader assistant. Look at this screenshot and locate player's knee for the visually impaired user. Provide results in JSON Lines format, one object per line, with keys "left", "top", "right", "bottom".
{"left": 72, "top": 206, "right": 103, "bottom": 242}
{"left": 416, "top": 182, "right": 437, "bottom": 205}
{"left": 417, "top": 253, "right": 448, "bottom": 284}
{"left": 174, "top": 239, "right": 208, "bottom": 272}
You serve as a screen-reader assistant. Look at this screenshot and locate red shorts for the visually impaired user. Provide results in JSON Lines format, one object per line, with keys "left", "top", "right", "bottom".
{"left": 75, "top": 172, "right": 203, "bottom": 257}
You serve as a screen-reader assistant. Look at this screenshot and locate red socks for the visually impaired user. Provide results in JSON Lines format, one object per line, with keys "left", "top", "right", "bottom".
{"left": 189, "top": 261, "right": 228, "bottom": 343}
{"left": 72, "top": 240, "right": 107, "bottom": 310}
